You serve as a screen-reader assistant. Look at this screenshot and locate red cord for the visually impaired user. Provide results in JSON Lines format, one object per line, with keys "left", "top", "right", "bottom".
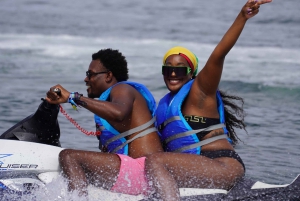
{"left": 59, "top": 105, "right": 101, "bottom": 136}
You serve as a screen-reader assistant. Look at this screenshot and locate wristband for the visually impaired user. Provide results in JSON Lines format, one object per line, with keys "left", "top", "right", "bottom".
{"left": 68, "top": 92, "right": 79, "bottom": 111}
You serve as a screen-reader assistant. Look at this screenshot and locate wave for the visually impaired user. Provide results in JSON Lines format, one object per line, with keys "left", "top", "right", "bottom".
{"left": 0, "top": 33, "right": 299, "bottom": 89}
{"left": 220, "top": 80, "right": 300, "bottom": 98}
{"left": 256, "top": 17, "right": 300, "bottom": 25}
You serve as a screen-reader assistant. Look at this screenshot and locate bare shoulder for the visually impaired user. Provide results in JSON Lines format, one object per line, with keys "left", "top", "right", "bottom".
{"left": 109, "top": 83, "right": 139, "bottom": 104}
{"left": 189, "top": 80, "right": 207, "bottom": 102}
{"left": 110, "top": 83, "right": 136, "bottom": 95}
{"left": 113, "top": 83, "right": 135, "bottom": 91}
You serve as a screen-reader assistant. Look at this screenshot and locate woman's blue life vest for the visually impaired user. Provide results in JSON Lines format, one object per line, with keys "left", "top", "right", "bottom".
{"left": 94, "top": 81, "right": 157, "bottom": 155}
{"left": 156, "top": 80, "right": 231, "bottom": 155}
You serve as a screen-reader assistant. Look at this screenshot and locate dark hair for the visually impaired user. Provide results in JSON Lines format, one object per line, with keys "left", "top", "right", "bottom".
{"left": 219, "top": 90, "right": 247, "bottom": 145}
{"left": 92, "top": 49, "right": 128, "bottom": 82}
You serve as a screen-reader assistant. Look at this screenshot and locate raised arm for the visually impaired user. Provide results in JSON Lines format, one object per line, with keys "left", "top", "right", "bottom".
{"left": 195, "top": 0, "right": 272, "bottom": 95}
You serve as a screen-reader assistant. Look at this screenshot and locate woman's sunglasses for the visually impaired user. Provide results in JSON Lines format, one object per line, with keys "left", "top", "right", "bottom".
{"left": 162, "top": 66, "right": 191, "bottom": 77}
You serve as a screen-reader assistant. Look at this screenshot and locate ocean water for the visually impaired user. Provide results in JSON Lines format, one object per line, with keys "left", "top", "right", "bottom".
{"left": 0, "top": 0, "right": 299, "bottom": 200}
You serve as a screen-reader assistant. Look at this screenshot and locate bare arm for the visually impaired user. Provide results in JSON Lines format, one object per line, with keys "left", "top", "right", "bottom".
{"left": 195, "top": 0, "right": 272, "bottom": 96}
{"left": 46, "top": 84, "right": 135, "bottom": 123}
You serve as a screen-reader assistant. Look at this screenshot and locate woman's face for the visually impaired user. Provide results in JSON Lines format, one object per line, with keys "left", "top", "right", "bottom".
{"left": 163, "top": 54, "right": 193, "bottom": 94}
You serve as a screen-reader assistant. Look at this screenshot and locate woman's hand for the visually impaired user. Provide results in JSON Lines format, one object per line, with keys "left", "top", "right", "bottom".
{"left": 242, "top": 0, "right": 272, "bottom": 19}
{"left": 45, "top": 84, "right": 70, "bottom": 104}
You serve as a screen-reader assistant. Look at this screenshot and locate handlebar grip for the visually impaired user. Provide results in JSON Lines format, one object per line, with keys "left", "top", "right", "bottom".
{"left": 53, "top": 88, "right": 61, "bottom": 96}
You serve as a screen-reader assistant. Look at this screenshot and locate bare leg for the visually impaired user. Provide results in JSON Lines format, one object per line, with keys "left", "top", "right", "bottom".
{"left": 145, "top": 153, "right": 180, "bottom": 201}
{"left": 145, "top": 152, "right": 244, "bottom": 201}
{"left": 59, "top": 149, "right": 121, "bottom": 196}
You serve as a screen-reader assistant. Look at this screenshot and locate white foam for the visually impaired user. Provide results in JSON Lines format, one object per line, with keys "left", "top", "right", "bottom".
{"left": 1, "top": 33, "right": 299, "bottom": 88}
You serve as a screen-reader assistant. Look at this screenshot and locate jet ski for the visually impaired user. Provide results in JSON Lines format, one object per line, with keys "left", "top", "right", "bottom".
{"left": 0, "top": 99, "right": 300, "bottom": 201}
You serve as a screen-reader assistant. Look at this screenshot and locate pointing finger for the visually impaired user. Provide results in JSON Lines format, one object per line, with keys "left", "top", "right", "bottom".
{"left": 257, "top": 0, "right": 272, "bottom": 5}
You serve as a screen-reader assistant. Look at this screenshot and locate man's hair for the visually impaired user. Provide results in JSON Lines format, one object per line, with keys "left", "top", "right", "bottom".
{"left": 92, "top": 49, "right": 128, "bottom": 82}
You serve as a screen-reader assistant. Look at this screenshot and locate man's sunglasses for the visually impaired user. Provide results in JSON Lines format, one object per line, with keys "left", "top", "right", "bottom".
{"left": 162, "top": 66, "right": 191, "bottom": 77}
{"left": 86, "top": 71, "right": 108, "bottom": 80}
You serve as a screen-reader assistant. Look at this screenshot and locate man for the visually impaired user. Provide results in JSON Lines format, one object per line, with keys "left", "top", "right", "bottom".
{"left": 46, "top": 48, "right": 163, "bottom": 197}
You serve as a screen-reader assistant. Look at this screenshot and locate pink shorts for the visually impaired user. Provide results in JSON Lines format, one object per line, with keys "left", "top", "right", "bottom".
{"left": 110, "top": 154, "right": 149, "bottom": 195}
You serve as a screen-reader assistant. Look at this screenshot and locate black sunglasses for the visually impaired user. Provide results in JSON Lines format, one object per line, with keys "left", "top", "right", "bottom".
{"left": 86, "top": 71, "right": 108, "bottom": 80}
{"left": 162, "top": 66, "right": 191, "bottom": 77}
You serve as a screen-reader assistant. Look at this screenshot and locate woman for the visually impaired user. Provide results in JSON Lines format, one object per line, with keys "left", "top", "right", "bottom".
{"left": 145, "top": 0, "right": 272, "bottom": 200}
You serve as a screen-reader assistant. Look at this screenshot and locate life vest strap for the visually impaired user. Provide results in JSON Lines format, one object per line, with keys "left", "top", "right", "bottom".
{"left": 165, "top": 123, "right": 225, "bottom": 144}
{"left": 110, "top": 127, "right": 157, "bottom": 153}
{"left": 158, "top": 116, "right": 181, "bottom": 131}
{"left": 173, "top": 134, "right": 228, "bottom": 153}
{"left": 105, "top": 116, "right": 156, "bottom": 147}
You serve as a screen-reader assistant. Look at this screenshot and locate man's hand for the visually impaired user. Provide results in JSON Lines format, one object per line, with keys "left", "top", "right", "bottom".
{"left": 46, "top": 84, "right": 70, "bottom": 104}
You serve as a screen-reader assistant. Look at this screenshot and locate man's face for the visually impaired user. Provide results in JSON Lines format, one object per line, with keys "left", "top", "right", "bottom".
{"left": 84, "top": 60, "right": 109, "bottom": 98}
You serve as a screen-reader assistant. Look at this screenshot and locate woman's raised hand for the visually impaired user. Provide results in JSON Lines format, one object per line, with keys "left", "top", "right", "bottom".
{"left": 242, "top": 0, "right": 272, "bottom": 19}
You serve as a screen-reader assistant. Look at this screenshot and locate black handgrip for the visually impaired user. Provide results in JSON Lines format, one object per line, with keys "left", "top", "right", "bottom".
{"left": 53, "top": 88, "right": 61, "bottom": 96}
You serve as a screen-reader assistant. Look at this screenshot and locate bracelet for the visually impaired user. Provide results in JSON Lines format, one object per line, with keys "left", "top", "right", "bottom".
{"left": 68, "top": 92, "right": 86, "bottom": 110}
{"left": 69, "top": 92, "right": 82, "bottom": 101}
{"left": 74, "top": 93, "right": 87, "bottom": 107}
{"left": 68, "top": 92, "right": 79, "bottom": 111}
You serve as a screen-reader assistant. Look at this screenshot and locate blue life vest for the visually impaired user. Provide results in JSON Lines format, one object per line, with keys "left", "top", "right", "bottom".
{"left": 94, "top": 81, "right": 157, "bottom": 155}
{"left": 156, "top": 80, "right": 230, "bottom": 154}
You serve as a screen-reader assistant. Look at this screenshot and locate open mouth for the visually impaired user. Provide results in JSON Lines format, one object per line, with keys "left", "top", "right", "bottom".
{"left": 168, "top": 78, "right": 182, "bottom": 85}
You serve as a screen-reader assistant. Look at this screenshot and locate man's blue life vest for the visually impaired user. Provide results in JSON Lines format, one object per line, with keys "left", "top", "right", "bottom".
{"left": 156, "top": 80, "right": 231, "bottom": 155}
{"left": 94, "top": 81, "right": 157, "bottom": 155}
